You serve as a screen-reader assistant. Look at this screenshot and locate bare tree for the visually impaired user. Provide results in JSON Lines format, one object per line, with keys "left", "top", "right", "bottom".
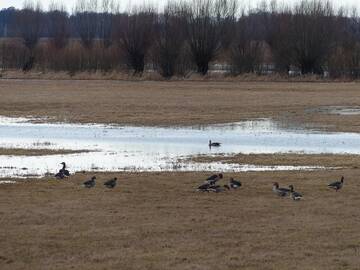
{"left": 289, "top": 0, "right": 337, "bottom": 74}
{"left": 99, "top": 0, "right": 116, "bottom": 48}
{"left": 262, "top": 2, "right": 293, "bottom": 73}
{"left": 153, "top": 3, "right": 186, "bottom": 78}
{"left": 73, "top": 0, "right": 98, "bottom": 49}
{"left": 230, "top": 11, "right": 263, "bottom": 75}
{"left": 341, "top": 9, "right": 360, "bottom": 78}
{"left": 48, "top": 2, "right": 70, "bottom": 50}
{"left": 16, "top": 0, "right": 43, "bottom": 71}
{"left": 114, "top": 8, "right": 156, "bottom": 74}
{"left": 185, "top": 0, "right": 237, "bottom": 75}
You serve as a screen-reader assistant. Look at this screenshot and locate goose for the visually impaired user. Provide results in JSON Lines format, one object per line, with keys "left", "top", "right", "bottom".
{"left": 83, "top": 176, "right": 96, "bottom": 188}
{"left": 230, "top": 178, "right": 242, "bottom": 189}
{"left": 328, "top": 176, "right": 344, "bottom": 191}
{"left": 206, "top": 173, "right": 223, "bottom": 185}
{"left": 104, "top": 177, "right": 117, "bottom": 189}
{"left": 60, "top": 162, "right": 70, "bottom": 176}
{"left": 197, "top": 182, "right": 211, "bottom": 192}
{"left": 55, "top": 162, "right": 70, "bottom": 179}
{"left": 272, "top": 182, "right": 291, "bottom": 197}
{"left": 209, "top": 140, "right": 221, "bottom": 147}
{"left": 55, "top": 171, "right": 65, "bottom": 179}
{"left": 289, "top": 185, "right": 303, "bottom": 201}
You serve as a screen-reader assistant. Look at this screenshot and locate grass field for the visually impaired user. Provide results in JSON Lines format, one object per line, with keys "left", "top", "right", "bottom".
{"left": 1, "top": 79, "right": 360, "bottom": 269}
{"left": 1, "top": 79, "right": 360, "bottom": 131}
{"left": 1, "top": 171, "right": 360, "bottom": 270}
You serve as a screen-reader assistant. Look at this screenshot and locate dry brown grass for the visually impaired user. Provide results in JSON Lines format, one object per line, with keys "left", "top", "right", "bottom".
{"left": 0, "top": 148, "right": 89, "bottom": 156}
{"left": 0, "top": 79, "right": 360, "bottom": 132}
{"left": 191, "top": 153, "right": 360, "bottom": 168}
{"left": 1, "top": 170, "right": 359, "bottom": 270}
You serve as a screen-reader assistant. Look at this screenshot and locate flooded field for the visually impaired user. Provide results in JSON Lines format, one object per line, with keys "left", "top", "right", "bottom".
{"left": 1, "top": 80, "right": 360, "bottom": 270}
{"left": 1, "top": 116, "right": 360, "bottom": 177}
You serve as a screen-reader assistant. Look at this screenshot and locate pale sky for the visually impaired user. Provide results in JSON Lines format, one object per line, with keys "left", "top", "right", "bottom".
{"left": 1, "top": 0, "right": 360, "bottom": 12}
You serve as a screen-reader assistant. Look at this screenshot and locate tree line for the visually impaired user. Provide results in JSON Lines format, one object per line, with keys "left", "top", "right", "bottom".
{"left": 0, "top": 0, "right": 360, "bottom": 78}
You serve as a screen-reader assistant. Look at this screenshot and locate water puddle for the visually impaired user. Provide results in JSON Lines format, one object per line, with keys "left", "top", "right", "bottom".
{"left": 307, "top": 106, "right": 360, "bottom": 115}
{"left": 1, "top": 116, "right": 359, "bottom": 178}
{"left": 0, "top": 180, "right": 17, "bottom": 184}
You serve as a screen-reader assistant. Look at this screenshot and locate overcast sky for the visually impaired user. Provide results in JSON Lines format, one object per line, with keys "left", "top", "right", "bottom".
{"left": 1, "top": 0, "right": 360, "bottom": 12}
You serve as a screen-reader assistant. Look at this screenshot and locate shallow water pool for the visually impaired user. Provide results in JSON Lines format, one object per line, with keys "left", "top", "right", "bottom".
{"left": 0, "top": 116, "right": 358, "bottom": 178}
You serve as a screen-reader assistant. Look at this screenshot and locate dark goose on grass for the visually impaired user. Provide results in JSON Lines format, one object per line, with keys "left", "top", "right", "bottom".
{"left": 60, "top": 162, "right": 70, "bottom": 176}
{"left": 230, "top": 178, "right": 242, "bottom": 189}
{"left": 104, "top": 177, "right": 117, "bottom": 188}
{"left": 55, "top": 162, "right": 70, "bottom": 179}
{"left": 2, "top": 117, "right": 360, "bottom": 178}
{"left": 289, "top": 185, "right": 303, "bottom": 201}
{"left": 328, "top": 176, "right": 344, "bottom": 191}
{"left": 273, "top": 182, "right": 291, "bottom": 197}
{"left": 83, "top": 176, "right": 96, "bottom": 188}
{"left": 206, "top": 173, "right": 223, "bottom": 185}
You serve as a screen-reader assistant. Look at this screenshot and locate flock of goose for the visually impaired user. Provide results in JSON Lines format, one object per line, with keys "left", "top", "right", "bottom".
{"left": 83, "top": 176, "right": 118, "bottom": 189}
{"left": 197, "top": 173, "right": 242, "bottom": 192}
{"left": 55, "top": 155, "right": 345, "bottom": 198}
{"left": 197, "top": 173, "right": 344, "bottom": 200}
{"left": 55, "top": 162, "right": 117, "bottom": 189}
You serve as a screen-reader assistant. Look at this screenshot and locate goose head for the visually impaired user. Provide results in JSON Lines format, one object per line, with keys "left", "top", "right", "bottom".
{"left": 273, "top": 182, "right": 279, "bottom": 188}
{"left": 219, "top": 173, "right": 223, "bottom": 179}
{"left": 289, "top": 185, "right": 294, "bottom": 192}
{"left": 341, "top": 176, "right": 344, "bottom": 183}
{"left": 91, "top": 176, "right": 96, "bottom": 180}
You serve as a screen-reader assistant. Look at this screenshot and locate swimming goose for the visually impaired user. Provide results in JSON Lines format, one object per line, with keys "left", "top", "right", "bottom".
{"left": 83, "top": 176, "right": 96, "bottom": 188}
{"left": 272, "top": 182, "right": 291, "bottom": 197}
{"left": 209, "top": 140, "right": 221, "bottom": 147}
{"left": 328, "top": 176, "right": 344, "bottom": 191}
{"left": 289, "top": 185, "right": 303, "bottom": 201}
{"left": 230, "top": 178, "right": 242, "bottom": 189}
{"left": 206, "top": 173, "right": 223, "bottom": 185}
{"left": 104, "top": 177, "right": 117, "bottom": 189}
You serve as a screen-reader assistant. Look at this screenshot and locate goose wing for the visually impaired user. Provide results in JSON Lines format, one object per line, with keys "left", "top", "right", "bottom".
{"left": 198, "top": 183, "right": 210, "bottom": 189}
{"left": 278, "top": 187, "right": 291, "bottom": 193}
{"left": 328, "top": 181, "right": 340, "bottom": 187}
{"left": 55, "top": 172, "right": 64, "bottom": 179}
{"left": 83, "top": 179, "right": 94, "bottom": 186}
{"left": 206, "top": 174, "right": 218, "bottom": 181}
